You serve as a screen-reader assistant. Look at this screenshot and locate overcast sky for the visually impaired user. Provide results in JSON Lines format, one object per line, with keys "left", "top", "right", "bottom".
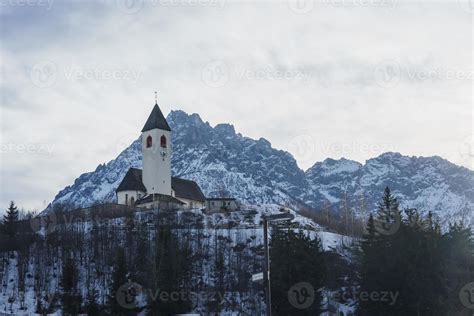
{"left": 0, "top": 0, "right": 472, "bottom": 211}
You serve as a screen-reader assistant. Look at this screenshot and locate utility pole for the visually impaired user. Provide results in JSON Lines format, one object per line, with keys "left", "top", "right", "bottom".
{"left": 263, "top": 218, "right": 271, "bottom": 316}
{"left": 262, "top": 212, "right": 294, "bottom": 316}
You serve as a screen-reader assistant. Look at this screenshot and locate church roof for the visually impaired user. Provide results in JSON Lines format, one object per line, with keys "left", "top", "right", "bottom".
{"left": 116, "top": 168, "right": 147, "bottom": 192}
{"left": 116, "top": 168, "right": 206, "bottom": 202}
{"left": 135, "top": 193, "right": 185, "bottom": 205}
{"left": 171, "top": 177, "right": 206, "bottom": 202}
{"left": 206, "top": 197, "right": 236, "bottom": 201}
{"left": 141, "top": 103, "right": 171, "bottom": 132}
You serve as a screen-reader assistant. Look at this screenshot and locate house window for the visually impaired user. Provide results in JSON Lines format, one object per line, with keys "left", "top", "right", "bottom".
{"left": 146, "top": 135, "right": 153, "bottom": 148}
{"left": 160, "top": 135, "right": 167, "bottom": 148}
{"left": 125, "top": 194, "right": 129, "bottom": 205}
{"left": 131, "top": 197, "right": 135, "bottom": 205}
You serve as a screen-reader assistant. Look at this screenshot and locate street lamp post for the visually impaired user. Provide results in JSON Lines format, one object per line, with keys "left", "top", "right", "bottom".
{"left": 262, "top": 213, "right": 294, "bottom": 316}
{"left": 263, "top": 218, "right": 271, "bottom": 316}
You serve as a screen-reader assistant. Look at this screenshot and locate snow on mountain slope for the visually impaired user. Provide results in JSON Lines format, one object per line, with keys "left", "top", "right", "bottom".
{"left": 47, "top": 110, "right": 473, "bottom": 227}
{"left": 304, "top": 152, "right": 474, "bottom": 227}
{"left": 48, "top": 110, "right": 305, "bottom": 211}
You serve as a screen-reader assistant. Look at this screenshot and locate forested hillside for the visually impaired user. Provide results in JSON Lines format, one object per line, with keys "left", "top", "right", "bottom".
{"left": 1, "top": 189, "right": 472, "bottom": 315}
{"left": 0, "top": 204, "right": 342, "bottom": 315}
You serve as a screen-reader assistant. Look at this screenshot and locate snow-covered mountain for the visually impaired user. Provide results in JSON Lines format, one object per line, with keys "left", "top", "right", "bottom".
{"left": 48, "top": 110, "right": 306, "bottom": 210}
{"left": 47, "top": 110, "right": 474, "bottom": 227}
{"left": 304, "top": 154, "right": 474, "bottom": 227}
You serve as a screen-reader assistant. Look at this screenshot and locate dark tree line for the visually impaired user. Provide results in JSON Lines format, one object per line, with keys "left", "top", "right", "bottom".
{"left": 355, "top": 187, "right": 474, "bottom": 316}
{"left": 62, "top": 220, "right": 197, "bottom": 315}
{"left": 0, "top": 189, "right": 472, "bottom": 315}
{"left": 270, "top": 227, "right": 325, "bottom": 315}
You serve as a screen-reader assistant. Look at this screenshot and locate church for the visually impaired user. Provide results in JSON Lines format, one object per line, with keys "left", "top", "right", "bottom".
{"left": 116, "top": 102, "right": 206, "bottom": 210}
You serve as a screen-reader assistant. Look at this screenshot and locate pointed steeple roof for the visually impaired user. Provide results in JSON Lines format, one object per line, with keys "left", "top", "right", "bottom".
{"left": 141, "top": 103, "right": 171, "bottom": 132}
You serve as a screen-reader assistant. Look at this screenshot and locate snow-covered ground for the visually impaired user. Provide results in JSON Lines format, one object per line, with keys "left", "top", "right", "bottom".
{"left": 0, "top": 204, "right": 351, "bottom": 315}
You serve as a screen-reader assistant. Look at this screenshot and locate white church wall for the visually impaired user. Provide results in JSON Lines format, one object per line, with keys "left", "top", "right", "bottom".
{"left": 175, "top": 197, "right": 205, "bottom": 210}
{"left": 117, "top": 190, "right": 145, "bottom": 206}
{"left": 137, "top": 200, "right": 183, "bottom": 210}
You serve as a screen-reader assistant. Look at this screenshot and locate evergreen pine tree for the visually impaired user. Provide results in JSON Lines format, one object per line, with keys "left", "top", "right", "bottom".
{"left": 270, "top": 227, "right": 325, "bottom": 315}
{"left": 2, "top": 201, "right": 19, "bottom": 238}
{"left": 356, "top": 187, "right": 452, "bottom": 315}
{"left": 374, "top": 187, "right": 401, "bottom": 237}
{"left": 357, "top": 188, "right": 402, "bottom": 315}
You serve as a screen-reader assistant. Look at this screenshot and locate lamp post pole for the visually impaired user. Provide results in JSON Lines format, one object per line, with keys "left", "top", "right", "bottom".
{"left": 262, "top": 212, "right": 294, "bottom": 316}
{"left": 263, "top": 218, "right": 272, "bottom": 316}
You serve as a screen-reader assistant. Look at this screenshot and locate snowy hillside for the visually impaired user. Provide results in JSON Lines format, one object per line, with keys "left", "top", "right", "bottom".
{"left": 0, "top": 205, "right": 347, "bottom": 315}
{"left": 47, "top": 110, "right": 474, "bottom": 228}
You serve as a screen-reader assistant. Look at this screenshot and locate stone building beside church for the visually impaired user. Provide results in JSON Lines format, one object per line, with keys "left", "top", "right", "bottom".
{"left": 116, "top": 102, "right": 206, "bottom": 210}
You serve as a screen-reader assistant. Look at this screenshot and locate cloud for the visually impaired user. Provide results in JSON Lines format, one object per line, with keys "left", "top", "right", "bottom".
{"left": 0, "top": 0, "right": 471, "bottom": 210}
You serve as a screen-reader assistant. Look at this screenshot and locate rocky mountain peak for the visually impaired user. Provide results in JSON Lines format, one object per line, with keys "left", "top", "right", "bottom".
{"left": 46, "top": 110, "right": 473, "bottom": 228}
{"left": 214, "top": 123, "right": 236, "bottom": 137}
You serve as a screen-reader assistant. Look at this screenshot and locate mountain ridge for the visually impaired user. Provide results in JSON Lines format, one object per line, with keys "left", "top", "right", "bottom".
{"left": 47, "top": 110, "right": 474, "bottom": 228}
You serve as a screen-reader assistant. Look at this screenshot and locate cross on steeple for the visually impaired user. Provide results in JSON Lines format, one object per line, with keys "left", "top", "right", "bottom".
{"left": 154, "top": 91, "right": 158, "bottom": 105}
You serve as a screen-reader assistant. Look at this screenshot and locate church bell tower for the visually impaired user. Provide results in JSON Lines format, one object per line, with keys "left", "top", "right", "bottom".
{"left": 141, "top": 101, "right": 172, "bottom": 196}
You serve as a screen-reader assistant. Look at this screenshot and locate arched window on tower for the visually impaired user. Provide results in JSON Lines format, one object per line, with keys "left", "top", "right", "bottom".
{"left": 160, "top": 135, "right": 167, "bottom": 148}
{"left": 146, "top": 135, "right": 152, "bottom": 148}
